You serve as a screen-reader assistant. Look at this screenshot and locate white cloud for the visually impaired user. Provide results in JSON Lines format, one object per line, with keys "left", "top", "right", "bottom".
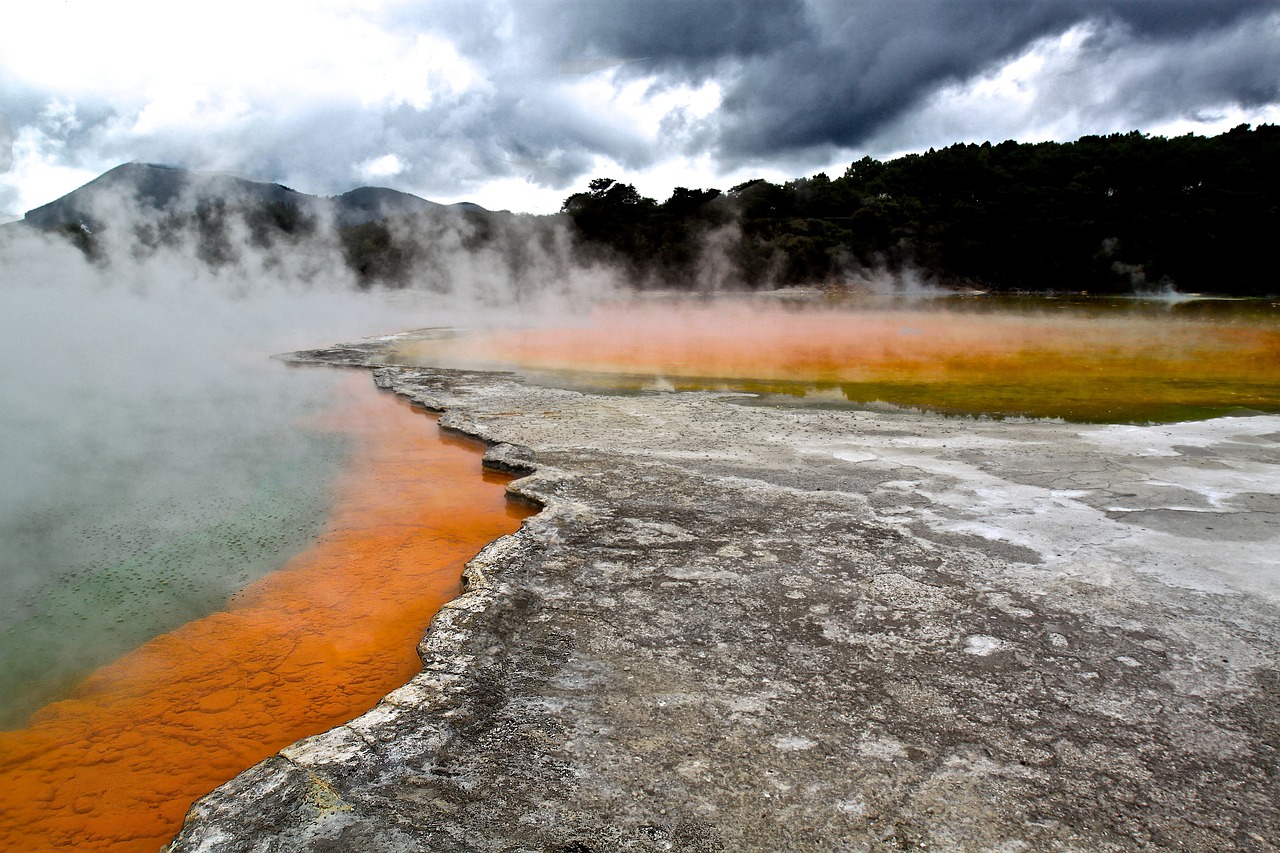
{"left": 868, "top": 13, "right": 1280, "bottom": 157}
{"left": 1147, "top": 104, "right": 1280, "bottom": 138}
{"left": 432, "top": 175, "right": 568, "bottom": 214}
{"left": 360, "top": 33, "right": 489, "bottom": 109}
{"left": 130, "top": 88, "right": 255, "bottom": 137}
{"left": 2, "top": 115, "right": 108, "bottom": 215}
{"left": 1, "top": 1, "right": 490, "bottom": 120}
{"left": 559, "top": 72, "right": 722, "bottom": 148}
{"left": 358, "top": 153, "right": 406, "bottom": 180}
{"left": 436, "top": 148, "right": 843, "bottom": 216}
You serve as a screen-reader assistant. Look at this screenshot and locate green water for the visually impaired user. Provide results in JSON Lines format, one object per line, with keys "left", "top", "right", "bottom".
{"left": 0, "top": 364, "right": 351, "bottom": 728}
{"left": 0, "top": 268, "right": 378, "bottom": 729}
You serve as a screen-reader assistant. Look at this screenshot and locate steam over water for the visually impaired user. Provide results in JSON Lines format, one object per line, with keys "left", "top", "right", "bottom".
{"left": 396, "top": 294, "right": 1280, "bottom": 423}
{"left": 0, "top": 226, "right": 534, "bottom": 851}
{"left": 0, "top": 353, "right": 346, "bottom": 727}
{"left": 0, "top": 379, "right": 529, "bottom": 852}
{"left": 0, "top": 236, "right": 453, "bottom": 727}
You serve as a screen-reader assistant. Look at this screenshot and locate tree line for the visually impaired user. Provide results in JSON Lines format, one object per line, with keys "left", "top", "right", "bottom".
{"left": 33, "top": 125, "right": 1278, "bottom": 296}
{"left": 560, "top": 124, "right": 1279, "bottom": 295}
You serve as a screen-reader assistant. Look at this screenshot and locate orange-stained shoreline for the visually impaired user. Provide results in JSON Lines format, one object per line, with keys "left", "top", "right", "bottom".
{"left": 396, "top": 300, "right": 1280, "bottom": 422}
{"left": 0, "top": 375, "right": 533, "bottom": 852}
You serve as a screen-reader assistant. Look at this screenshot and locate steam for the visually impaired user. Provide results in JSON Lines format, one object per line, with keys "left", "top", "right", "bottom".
{"left": 0, "top": 227, "right": 372, "bottom": 725}
{"left": 842, "top": 263, "right": 954, "bottom": 298}
{"left": 0, "top": 110, "right": 14, "bottom": 222}
{"left": 374, "top": 204, "right": 620, "bottom": 316}
{"left": 1100, "top": 236, "right": 1198, "bottom": 299}
{"left": 0, "top": 179, "right": 628, "bottom": 725}
{"left": 691, "top": 223, "right": 744, "bottom": 292}
{"left": 0, "top": 110, "right": 11, "bottom": 174}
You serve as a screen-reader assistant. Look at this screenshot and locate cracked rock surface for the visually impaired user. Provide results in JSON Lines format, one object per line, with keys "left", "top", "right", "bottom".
{"left": 167, "top": 336, "right": 1280, "bottom": 852}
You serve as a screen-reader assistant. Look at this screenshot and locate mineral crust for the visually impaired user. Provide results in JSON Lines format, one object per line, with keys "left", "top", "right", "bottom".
{"left": 167, "top": 336, "right": 1280, "bottom": 852}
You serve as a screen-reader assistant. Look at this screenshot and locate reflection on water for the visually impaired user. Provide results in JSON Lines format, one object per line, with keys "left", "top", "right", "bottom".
{"left": 395, "top": 294, "right": 1280, "bottom": 423}
{"left": 0, "top": 377, "right": 532, "bottom": 852}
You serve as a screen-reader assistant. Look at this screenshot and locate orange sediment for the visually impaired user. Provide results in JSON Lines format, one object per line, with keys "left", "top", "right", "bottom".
{"left": 0, "top": 376, "right": 533, "bottom": 852}
{"left": 397, "top": 300, "right": 1280, "bottom": 421}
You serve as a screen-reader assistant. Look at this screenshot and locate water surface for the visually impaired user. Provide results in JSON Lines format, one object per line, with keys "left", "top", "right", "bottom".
{"left": 0, "top": 378, "right": 531, "bottom": 852}
{"left": 395, "top": 293, "right": 1280, "bottom": 423}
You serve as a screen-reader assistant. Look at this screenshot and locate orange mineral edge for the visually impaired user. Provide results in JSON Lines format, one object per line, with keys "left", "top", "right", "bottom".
{"left": 0, "top": 374, "right": 533, "bottom": 853}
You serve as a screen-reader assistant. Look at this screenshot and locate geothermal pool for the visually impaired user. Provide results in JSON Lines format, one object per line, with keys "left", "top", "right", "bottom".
{"left": 2, "top": 290, "right": 1277, "bottom": 850}
{"left": 169, "top": 326, "right": 1280, "bottom": 851}
{"left": 0, "top": 377, "right": 530, "bottom": 852}
{"left": 0, "top": 368, "right": 349, "bottom": 729}
{"left": 395, "top": 294, "right": 1280, "bottom": 423}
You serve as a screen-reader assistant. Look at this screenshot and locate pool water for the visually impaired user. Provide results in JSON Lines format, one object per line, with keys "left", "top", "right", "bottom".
{"left": 0, "top": 377, "right": 531, "bottom": 852}
{"left": 0, "top": 364, "right": 351, "bottom": 728}
{"left": 393, "top": 294, "right": 1280, "bottom": 424}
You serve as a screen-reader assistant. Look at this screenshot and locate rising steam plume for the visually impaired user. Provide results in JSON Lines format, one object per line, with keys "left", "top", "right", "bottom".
{"left": 0, "top": 167, "right": 632, "bottom": 727}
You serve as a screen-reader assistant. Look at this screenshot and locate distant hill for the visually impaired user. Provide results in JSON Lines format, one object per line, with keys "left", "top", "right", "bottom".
{"left": 28, "top": 128, "right": 1275, "bottom": 296}
{"left": 333, "top": 186, "right": 440, "bottom": 228}
{"left": 6, "top": 161, "right": 549, "bottom": 292}
{"left": 19, "top": 162, "right": 486, "bottom": 232}
{"left": 22, "top": 163, "right": 314, "bottom": 231}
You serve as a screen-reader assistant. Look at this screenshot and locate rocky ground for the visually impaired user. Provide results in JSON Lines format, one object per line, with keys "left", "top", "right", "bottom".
{"left": 167, "top": 332, "right": 1279, "bottom": 852}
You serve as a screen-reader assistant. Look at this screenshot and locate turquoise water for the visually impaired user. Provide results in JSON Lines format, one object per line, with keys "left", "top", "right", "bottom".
{"left": 0, "top": 265, "right": 423, "bottom": 728}
{"left": 0, "top": 372, "right": 350, "bottom": 727}
{"left": 0, "top": 353, "right": 352, "bottom": 727}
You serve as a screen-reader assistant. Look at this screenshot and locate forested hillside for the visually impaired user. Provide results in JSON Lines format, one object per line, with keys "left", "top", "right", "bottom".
{"left": 19, "top": 126, "right": 1278, "bottom": 295}
{"left": 562, "top": 125, "right": 1280, "bottom": 295}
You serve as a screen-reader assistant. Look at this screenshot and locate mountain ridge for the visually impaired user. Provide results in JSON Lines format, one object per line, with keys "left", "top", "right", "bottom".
{"left": 18, "top": 162, "right": 488, "bottom": 231}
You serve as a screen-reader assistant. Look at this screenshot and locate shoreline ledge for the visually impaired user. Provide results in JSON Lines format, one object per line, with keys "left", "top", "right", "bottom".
{"left": 168, "top": 334, "right": 1279, "bottom": 852}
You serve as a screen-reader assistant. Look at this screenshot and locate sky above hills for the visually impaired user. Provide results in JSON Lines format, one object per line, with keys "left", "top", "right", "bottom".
{"left": 2, "top": 0, "right": 1278, "bottom": 217}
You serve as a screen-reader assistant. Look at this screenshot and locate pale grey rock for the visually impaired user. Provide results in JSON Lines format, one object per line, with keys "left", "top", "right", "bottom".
{"left": 168, "top": 340, "right": 1280, "bottom": 852}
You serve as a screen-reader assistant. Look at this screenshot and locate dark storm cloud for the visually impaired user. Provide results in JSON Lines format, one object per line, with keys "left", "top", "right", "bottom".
{"left": 400, "top": 0, "right": 1280, "bottom": 174}
{"left": 1064, "top": 7, "right": 1280, "bottom": 119}
{"left": 4, "top": 0, "right": 1278, "bottom": 212}
{"left": 715, "top": 1, "right": 1085, "bottom": 155}
{"left": 518, "top": 0, "right": 810, "bottom": 71}
{"left": 547, "top": 0, "right": 1279, "bottom": 159}
{"left": 1094, "top": 0, "right": 1274, "bottom": 37}
{"left": 435, "top": 0, "right": 1280, "bottom": 173}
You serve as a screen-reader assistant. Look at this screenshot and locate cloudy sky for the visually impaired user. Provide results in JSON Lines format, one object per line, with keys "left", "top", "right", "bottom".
{"left": 2, "top": 0, "right": 1278, "bottom": 217}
